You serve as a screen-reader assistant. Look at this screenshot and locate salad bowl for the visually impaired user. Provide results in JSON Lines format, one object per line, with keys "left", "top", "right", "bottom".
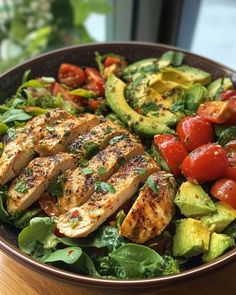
{"left": 0, "top": 42, "right": 236, "bottom": 293}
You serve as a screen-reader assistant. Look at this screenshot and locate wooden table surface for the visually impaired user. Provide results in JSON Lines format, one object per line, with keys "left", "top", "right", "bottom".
{"left": 1, "top": 249, "right": 236, "bottom": 295}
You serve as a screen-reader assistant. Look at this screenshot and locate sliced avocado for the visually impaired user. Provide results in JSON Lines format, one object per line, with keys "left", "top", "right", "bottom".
{"left": 105, "top": 75, "right": 174, "bottom": 136}
{"left": 164, "top": 65, "right": 211, "bottom": 85}
{"left": 175, "top": 181, "right": 216, "bottom": 217}
{"left": 207, "top": 77, "right": 233, "bottom": 99}
{"left": 202, "top": 232, "right": 235, "bottom": 263}
{"left": 201, "top": 201, "right": 236, "bottom": 232}
{"left": 173, "top": 218, "right": 210, "bottom": 258}
{"left": 182, "top": 84, "right": 208, "bottom": 112}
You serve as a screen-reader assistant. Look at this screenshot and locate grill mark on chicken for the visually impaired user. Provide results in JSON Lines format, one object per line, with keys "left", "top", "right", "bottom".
{"left": 7, "top": 153, "right": 77, "bottom": 214}
{"left": 35, "top": 113, "right": 100, "bottom": 156}
{"left": 56, "top": 154, "right": 159, "bottom": 238}
{"left": 0, "top": 109, "right": 69, "bottom": 185}
{"left": 119, "top": 171, "right": 177, "bottom": 243}
{"left": 58, "top": 135, "right": 144, "bottom": 212}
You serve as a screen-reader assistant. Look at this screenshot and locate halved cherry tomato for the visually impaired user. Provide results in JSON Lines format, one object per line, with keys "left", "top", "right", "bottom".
{"left": 224, "top": 140, "right": 236, "bottom": 167}
{"left": 221, "top": 90, "right": 236, "bottom": 126}
{"left": 181, "top": 143, "right": 228, "bottom": 183}
{"left": 38, "top": 192, "right": 60, "bottom": 217}
{"left": 224, "top": 166, "right": 236, "bottom": 180}
{"left": 197, "top": 101, "right": 233, "bottom": 124}
{"left": 177, "top": 115, "right": 213, "bottom": 152}
{"left": 104, "top": 56, "right": 121, "bottom": 67}
{"left": 58, "top": 63, "right": 85, "bottom": 88}
{"left": 85, "top": 67, "right": 105, "bottom": 96}
{"left": 86, "top": 99, "right": 103, "bottom": 110}
{"left": 154, "top": 134, "right": 188, "bottom": 177}
{"left": 211, "top": 178, "right": 236, "bottom": 208}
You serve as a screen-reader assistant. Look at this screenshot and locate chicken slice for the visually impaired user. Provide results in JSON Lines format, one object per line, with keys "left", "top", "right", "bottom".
{"left": 57, "top": 154, "right": 159, "bottom": 238}
{"left": 35, "top": 113, "right": 100, "bottom": 156}
{"left": 68, "top": 120, "right": 126, "bottom": 158}
{"left": 0, "top": 109, "right": 69, "bottom": 185}
{"left": 7, "top": 153, "right": 77, "bottom": 215}
{"left": 120, "top": 171, "right": 177, "bottom": 243}
{"left": 59, "top": 134, "right": 144, "bottom": 212}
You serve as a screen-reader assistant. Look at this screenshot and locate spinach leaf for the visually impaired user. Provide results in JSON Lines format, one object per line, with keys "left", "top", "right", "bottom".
{"left": 16, "top": 79, "right": 45, "bottom": 97}
{"left": 146, "top": 175, "right": 159, "bottom": 194}
{"left": 0, "top": 185, "right": 10, "bottom": 223}
{"left": 42, "top": 247, "right": 83, "bottom": 264}
{"left": 97, "top": 256, "right": 125, "bottom": 278}
{"left": 94, "top": 182, "right": 115, "bottom": 194}
{"left": 13, "top": 208, "right": 42, "bottom": 229}
{"left": 218, "top": 126, "right": 236, "bottom": 146}
{"left": 1, "top": 109, "right": 32, "bottom": 123}
{"left": 0, "top": 122, "right": 8, "bottom": 135}
{"left": 109, "top": 244, "right": 164, "bottom": 278}
{"left": 72, "top": 252, "right": 100, "bottom": 277}
{"left": 18, "top": 217, "right": 58, "bottom": 255}
{"left": 224, "top": 221, "right": 236, "bottom": 239}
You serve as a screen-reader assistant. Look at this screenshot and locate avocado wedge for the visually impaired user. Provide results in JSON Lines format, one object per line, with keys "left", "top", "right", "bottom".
{"left": 105, "top": 75, "right": 174, "bottom": 136}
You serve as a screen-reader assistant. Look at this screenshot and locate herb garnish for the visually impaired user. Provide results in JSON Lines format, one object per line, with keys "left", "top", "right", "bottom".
{"left": 134, "top": 168, "right": 147, "bottom": 176}
{"left": 98, "top": 166, "right": 107, "bottom": 175}
{"left": 45, "top": 126, "right": 55, "bottom": 133}
{"left": 146, "top": 175, "right": 159, "bottom": 194}
{"left": 82, "top": 168, "right": 94, "bottom": 175}
{"left": 94, "top": 182, "right": 116, "bottom": 194}
{"left": 15, "top": 180, "right": 29, "bottom": 193}
{"left": 109, "top": 134, "right": 128, "bottom": 145}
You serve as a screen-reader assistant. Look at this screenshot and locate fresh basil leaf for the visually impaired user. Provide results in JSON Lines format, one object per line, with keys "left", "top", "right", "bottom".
{"left": 42, "top": 247, "right": 83, "bottom": 264}
{"left": 218, "top": 126, "right": 236, "bottom": 146}
{"left": 82, "top": 167, "right": 94, "bottom": 175}
{"left": 15, "top": 180, "right": 29, "bottom": 193}
{"left": 146, "top": 175, "right": 159, "bottom": 194}
{"left": 109, "top": 244, "right": 164, "bottom": 278}
{"left": 98, "top": 166, "right": 107, "bottom": 175}
{"left": 70, "top": 88, "right": 96, "bottom": 98}
{"left": 1, "top": 109, "right": 32, "bottom": 123}
{"left": 18, "top": 217, "right": 58, "bottom": 255}
{"left": 94, "top": 182, "right": 115, "bottom": 194}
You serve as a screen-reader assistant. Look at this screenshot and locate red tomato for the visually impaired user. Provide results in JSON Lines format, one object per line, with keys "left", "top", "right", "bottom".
{"left": 58, "top": 63, "right": 85, "bottom": 88}
{"left": 104, "top": 56, "right": 121, "bottom": 67}
{"left": 221, "top": 90, "right": 236, "bottom": 126}
{"left": 52, "top": 82, "right": 84, "bottom": 107}
{"left": 211, "top": 179, "right": 236, "bottom": 208}
{"left": 176, "top": 115, "right": 213, "bottom": 152}
{"left": 86, "top": 99, "right": 103, "bottom": 110}
{"left": 38, "top": 192, "right": 60, "bottom": 217}
{"left": 224, "top": 166, "right": 236, "bottom": 180}
{"left": 197, "top": 101, "right": 233, "bottom": 124}
{"left": 220, "top": 90, "right": 236, "bottom": 101}
{"left": 181, "top": 143, "right": 228, "bottom": 183}
{"left": 85, "top": 67, "right": 105, "bottom": 96}
{"left": 154, "top": 134, "right": 188, "bottom": 177}
{"left": 224, "top": 140, "right": 236, "bottom": 167}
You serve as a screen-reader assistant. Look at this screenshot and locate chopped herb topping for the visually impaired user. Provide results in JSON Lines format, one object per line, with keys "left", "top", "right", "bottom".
{"left": 79, "top": 158, "right": 89, "bottom": 167}
{"left": 105, "top": 126, "right": 113, "bottom": 134}
{"left": 146, "top": 175, "right": 159, "bottom": 194}
{"left": 98, "top": 166, "right": 107, "bottom": 175}
{"left": 84, "top": 142, "right": 100, "bottom": 159}
{"left": 48, "top": 174, "right": 66, "bottom": 197}
{"left": 109, "top": 134, "right": 128, "bottom": 145}
{"left": 7, "top": 127, "right": 17, "bottom": 141}
{"left": 94, "top": 182, "right": 116, "bottom": 194}
{"left": 134, "top": 168, "right": 147, "bottom": 176}
{"left": 141, "top": 102, "right": 160, "bottom": 115}
{"left": 45, "top": 126, "right": 55, "bottom": 133}
{"left": 23, "top": 167, "right": 34, "bottom": 176}
{"left": 82, "top": 168, "right": 94, "bottom": 175}
{"left": 118, "top": 157, "right": 126, "bottom": 166}
{"left": 15, "top": 180, "right": 29, "bottom": 194}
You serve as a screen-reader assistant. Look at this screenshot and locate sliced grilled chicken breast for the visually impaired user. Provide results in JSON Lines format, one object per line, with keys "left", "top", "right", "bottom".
{"left": 0, "top": 109, "right": 69, "bottom": 185}
{"left": 59, "top": 134, "right": 144, "bottom": 212}
{"left": 57, "top": 155, "right": 159, "bottom": 238}
{"left": 68, "top": 120, "right": 126, "bottom": 157}
{"left": 35, "top": 113, "right": 100, "bottom": 156}
{"left": 7, "top": 153, "right": 77, "bottom": 214}
{"left": 120, "top": 171, "right": 177, "bottom": 243}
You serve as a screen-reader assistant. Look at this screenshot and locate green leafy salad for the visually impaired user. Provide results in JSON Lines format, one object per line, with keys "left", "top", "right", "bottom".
{"left": 1, "top": 50, "right": 236, "bottom": 279}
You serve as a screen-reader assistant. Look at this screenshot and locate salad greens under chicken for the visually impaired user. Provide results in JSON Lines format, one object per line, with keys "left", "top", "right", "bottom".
{"left": 1, "top": 50, "right": 236, "bottom": 279}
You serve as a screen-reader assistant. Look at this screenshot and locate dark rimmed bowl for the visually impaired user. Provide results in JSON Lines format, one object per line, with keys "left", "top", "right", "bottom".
{"left": 1, "top": 42, "right": 236, "bottom": 293}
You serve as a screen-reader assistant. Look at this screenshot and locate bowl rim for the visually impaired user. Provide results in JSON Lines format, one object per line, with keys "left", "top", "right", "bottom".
{"left": 0, "top": 41, "right": 236, "bottom": 289}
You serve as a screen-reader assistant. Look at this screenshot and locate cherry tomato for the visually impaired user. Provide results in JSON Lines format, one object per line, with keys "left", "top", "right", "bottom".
{"left": 85, "top": 67, "right": 105, "bottom": 96}
{"left": 224, "top": 166, "right": 236, "bottom": 180}
{"left": 221, "top": 90, "right": 236, "bottom": 126}
{"left": 220, "top": 90, "right": 236, "bottom": 101}
{"left": 38, "top": 192, "right": 60, "bottom": 217}
{"left": 154, "top": 134, "right": 188, "bottom": 177}
{"left": 181, "top": 143, "right": 228, "bottom": 183}
{"left": 104, "top": 56, "right": 121, "bottom": 67}
{"left": 177, "top": 115, "right": 213, "bottom": 152}
{"left": 197, "top": 101, "right": 233, "bottom": 124}
{"left": 58, "top": 63, "right": 85, "bottom": 88}
{"left": 211, "top": 179, "right": 236, "bottom": 208}
{"left": 224, "top": 140, "right": 236, "bottom": 167}
{"left": 86, "top": 99, "right": 103, "bottom": 110}
{"left": 52, "top": 82, "right": 74, "bottom": 101}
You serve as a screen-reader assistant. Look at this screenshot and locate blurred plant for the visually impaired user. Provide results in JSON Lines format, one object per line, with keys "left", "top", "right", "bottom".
{"left": 0, "top": 0, "right": 111, "bottom": 73}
